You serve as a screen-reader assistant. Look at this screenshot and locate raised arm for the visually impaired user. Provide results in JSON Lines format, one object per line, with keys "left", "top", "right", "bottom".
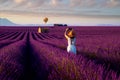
{"left": 64, "top": 29, "right": 69, "bottom": 39}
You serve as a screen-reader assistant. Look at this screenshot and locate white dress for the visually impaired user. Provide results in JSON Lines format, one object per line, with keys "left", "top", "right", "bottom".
{"left": 67, "top": 38, "right": 76, "bottom": 54}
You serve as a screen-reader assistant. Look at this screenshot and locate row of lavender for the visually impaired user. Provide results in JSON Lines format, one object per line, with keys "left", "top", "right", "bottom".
{"left": 30, "top": 30, "right": 120, "bottom": 80}
{"left": 0, "top": 32, "right": 28, "bottom": 80}
{"left": 48, "top": 27, "right": 120, "bottom": 73}
{"left": 0, "top": 26, "right": 120, "bottom": 80}
{"left": 0, "top": 31, "right": 47, "bottom": 80}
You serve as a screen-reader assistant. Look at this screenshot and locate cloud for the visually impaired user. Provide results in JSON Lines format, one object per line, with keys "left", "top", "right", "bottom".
{"left": 0, "top": 0, "right": 16, "bottom": 9}
{"left": 83, "top": 0, "right": 98, "bottom": 7}
{"left": 12, "top": 0, "right": 46, "bottom": 9}
{"left": 0, "top": 0, "right": 8, "bottom": 3}
{"left": 69, "top": 0, "right": 120, "bottom": 8}
{"left": 1, "top": 0, "right": 120, "bottom": 9}
{"left": 105, "top": 0, "right": 120, "bottom": 8}
{"left": 1, "top": 9, "right": 120, "bottom": 18}
{"left": 51, "top": 0, "right": 61, "bottom": 5}
{"left": 14, "top": 0, "right": 24, "bottom": 4}
{"left": 70, "top": 0, "right": 104, "bottom": 8}
{"left": 49, "top": 0, "right": 69, "bottom": 8}
{"left": 0, "top": 0, "right": 120, "bottom": 18}
{"left": 0, "top": 0, "right": 47, "bottom": 9}
{"left": 27, "top": 0, "right": 46, "bottom": 8}
{"left": 70, "top": 0, "right": 82, "bottom": 7}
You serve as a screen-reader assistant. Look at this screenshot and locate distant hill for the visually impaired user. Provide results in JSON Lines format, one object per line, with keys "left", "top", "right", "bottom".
{"left": 0, "top": 18, "right": 18, "bottom": 26}
{"left": 0, "top": 18, "right": 54, "bottom": 26}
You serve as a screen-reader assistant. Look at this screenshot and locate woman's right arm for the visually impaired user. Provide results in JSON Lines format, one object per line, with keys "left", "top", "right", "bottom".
{"left": 64, "top": 29, "right": 69, "bottom": 39}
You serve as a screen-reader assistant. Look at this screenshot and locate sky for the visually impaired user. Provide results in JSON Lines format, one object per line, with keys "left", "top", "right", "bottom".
{"left": 0, "top": 0, "right": 120, "bottom": 25}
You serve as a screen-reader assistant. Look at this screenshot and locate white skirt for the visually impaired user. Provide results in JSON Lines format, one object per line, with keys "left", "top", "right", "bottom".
{"left": 67, "top": 45, "right": 76, "bottom": 54}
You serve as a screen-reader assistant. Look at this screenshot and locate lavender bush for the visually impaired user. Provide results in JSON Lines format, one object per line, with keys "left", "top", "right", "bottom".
{"left": 0, "top": 26, "right": 120, "bottom": 80}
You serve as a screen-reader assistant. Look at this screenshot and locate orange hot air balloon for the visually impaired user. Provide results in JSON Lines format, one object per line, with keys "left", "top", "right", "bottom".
{"left": 43, "top": 17, "right": 48, "bottom": 23}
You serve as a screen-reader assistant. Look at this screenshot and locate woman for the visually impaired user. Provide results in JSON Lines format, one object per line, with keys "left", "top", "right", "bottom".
{"left": 64, "top": 28, "right": 77, "bottom": 54}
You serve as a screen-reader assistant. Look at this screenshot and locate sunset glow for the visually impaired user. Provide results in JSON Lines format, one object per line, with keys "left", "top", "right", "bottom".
{"left": 0, "top": 0, "right": 120, "bottom": 25}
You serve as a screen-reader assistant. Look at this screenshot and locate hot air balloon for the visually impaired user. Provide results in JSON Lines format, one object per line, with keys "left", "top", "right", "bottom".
{"left": 43, "top": 17, "right": 48, "bottom": 24}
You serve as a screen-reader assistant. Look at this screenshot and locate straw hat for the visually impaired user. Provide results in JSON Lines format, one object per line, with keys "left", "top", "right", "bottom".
{"left": 67, "top": 29, "right": 75, "bottom": 38}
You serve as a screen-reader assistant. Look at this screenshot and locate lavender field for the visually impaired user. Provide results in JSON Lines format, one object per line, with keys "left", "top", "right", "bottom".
{"left": 0, "top": 26, "right": 120, "bottom": 80}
